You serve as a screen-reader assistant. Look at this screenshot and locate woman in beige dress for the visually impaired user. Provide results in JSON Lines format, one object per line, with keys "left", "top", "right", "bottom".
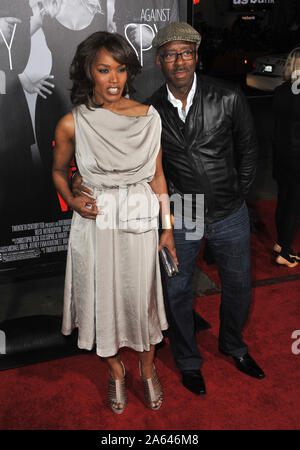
{"left": 52, "top": 31, "right": 177, "bottom": 414}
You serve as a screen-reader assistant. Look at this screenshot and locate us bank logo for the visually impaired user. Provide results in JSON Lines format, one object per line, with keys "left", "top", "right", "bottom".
{"left": 0, "top": 330, "right": 6, "bottom": 354}
{"left": 233, "top": 0, "right": 275, "bottom": 4}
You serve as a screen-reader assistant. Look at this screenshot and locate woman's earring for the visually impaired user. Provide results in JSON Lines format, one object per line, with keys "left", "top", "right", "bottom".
{"left": 123, "top": 82, "right": 129, "bottom": 97}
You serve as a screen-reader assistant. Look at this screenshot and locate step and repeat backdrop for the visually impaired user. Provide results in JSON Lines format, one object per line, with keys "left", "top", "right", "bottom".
{"left": 0, "top": 0, "right": 187, "bottom": 273}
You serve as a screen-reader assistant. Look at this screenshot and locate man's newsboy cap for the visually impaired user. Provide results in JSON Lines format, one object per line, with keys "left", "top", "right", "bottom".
{"left": 152, "top": 22, "right": 201, "bottom": 50}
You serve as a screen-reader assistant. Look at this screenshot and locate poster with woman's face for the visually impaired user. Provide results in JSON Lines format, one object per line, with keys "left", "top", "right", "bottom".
{"left": 0, "top": 0, "right": 181, "bottom": 269}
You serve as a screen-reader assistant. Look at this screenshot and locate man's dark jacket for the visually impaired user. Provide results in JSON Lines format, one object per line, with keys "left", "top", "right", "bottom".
{"left": 147, "top": 74, "right": 258, "bottom": 223}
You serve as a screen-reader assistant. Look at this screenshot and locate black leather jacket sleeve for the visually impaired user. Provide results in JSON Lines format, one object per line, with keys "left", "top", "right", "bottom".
{"left": 232, "top": 87, "right": 258, "bottom": 197}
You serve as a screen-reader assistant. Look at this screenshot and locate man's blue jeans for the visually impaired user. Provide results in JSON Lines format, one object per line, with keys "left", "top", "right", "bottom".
{"left": 162, "top": 202, "right": 251, "bottom": 371}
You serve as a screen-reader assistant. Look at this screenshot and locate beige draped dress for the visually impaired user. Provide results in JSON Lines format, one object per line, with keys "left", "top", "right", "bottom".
{"left": 61, "top": 104, "right": 168, "bottom": 357}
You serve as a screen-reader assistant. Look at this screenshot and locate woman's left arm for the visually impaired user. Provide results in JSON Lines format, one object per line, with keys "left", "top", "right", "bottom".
{"left": 149, "top": 148, "right": 178, "bottom": 264}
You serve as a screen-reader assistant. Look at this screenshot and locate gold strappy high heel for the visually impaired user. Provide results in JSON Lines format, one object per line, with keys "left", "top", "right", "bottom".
{"left": 139, "top": 361, "right": 163, "bottom": 410}
{"left": 108, "top": 360, "right": 127, "bottom": 414}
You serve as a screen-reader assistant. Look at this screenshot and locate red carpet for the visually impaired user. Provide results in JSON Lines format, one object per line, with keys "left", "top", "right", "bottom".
{"left": 0, "top": 200, "right": 299, "bottom": 430}
{"left": 0, "top": 282, "right": 299, "bottom": 430}
{"left": 199, "top": 200, "right": 300, "bottom": 287}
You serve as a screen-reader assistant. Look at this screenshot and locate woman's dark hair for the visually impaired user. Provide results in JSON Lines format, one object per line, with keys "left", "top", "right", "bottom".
{"left": 70, "top": 31, "right": 141, "bottom": 107}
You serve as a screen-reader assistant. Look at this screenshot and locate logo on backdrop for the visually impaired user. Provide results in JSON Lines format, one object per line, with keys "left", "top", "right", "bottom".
{"left": 0, "top": 330, "right": 6, "bottom": 355}
{"left": 124, "top": 8, "right": 172, "bottom": 66}
{"left": 291, "top": 330, "right": 300, "bottom": 355}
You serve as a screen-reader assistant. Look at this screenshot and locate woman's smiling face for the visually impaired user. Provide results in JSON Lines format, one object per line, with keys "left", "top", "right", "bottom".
{"left": 91, "top": 47, "right": 127, "bottom": 106}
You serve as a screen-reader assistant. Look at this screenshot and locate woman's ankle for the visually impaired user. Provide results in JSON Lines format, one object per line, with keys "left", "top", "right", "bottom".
{"left": 108, "top": 358, "right": 125, "bottom": 380}
{"left": 140, "top": 361, "right": 155, "bottom": 379}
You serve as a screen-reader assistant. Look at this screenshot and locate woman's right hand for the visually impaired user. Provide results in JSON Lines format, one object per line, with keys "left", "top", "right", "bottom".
{"left": 69, "top": 173, "right": 99, "bottom": 219}
{"left": 68, "top": 195, "right": 99, "bottom": 220}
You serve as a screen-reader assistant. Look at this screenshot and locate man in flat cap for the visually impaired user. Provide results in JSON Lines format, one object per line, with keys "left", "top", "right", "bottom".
{"left": 147, "top": 22, "right": 265, "bottom": 395}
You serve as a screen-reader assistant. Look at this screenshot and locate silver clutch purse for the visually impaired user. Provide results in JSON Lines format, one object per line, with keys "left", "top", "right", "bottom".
{"left": 159, "top": 247, "right": 179, "bottom": 278}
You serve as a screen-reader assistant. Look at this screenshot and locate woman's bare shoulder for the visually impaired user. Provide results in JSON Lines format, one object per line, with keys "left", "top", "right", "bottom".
{"left": 55, "top": 112, "right": 75, "bottom": 139}
{"left": 58, "top": 112, "right": 74, "bottom": 129}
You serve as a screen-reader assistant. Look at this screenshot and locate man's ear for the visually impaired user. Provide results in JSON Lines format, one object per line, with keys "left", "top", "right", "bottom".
{"left": 156, "top": 54, "right": 161, "bottom": 69}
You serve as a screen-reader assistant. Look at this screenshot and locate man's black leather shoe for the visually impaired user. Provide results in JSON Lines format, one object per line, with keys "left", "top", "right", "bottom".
{"left": 233, "top": 353, "right": 265, "bottom": 379}
{"left": 181, "top": 370, "right": 206, "bottom": 395}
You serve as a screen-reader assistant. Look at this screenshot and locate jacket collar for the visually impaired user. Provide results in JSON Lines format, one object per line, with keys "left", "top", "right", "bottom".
{"left": 166, "top": 74, "right": 197, "bottom": 122}
{"left": 153, "top": 74, "right": 204, "bottom": 144}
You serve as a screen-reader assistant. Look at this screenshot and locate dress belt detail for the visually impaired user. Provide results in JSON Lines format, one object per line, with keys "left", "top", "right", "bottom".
{"left": 83, "top": 181, "right": 159, "bottom": 234}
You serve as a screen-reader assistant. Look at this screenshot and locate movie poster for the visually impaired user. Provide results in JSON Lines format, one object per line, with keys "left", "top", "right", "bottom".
{"left": 0, "top": 0, "right": 181, "bottom": 271}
